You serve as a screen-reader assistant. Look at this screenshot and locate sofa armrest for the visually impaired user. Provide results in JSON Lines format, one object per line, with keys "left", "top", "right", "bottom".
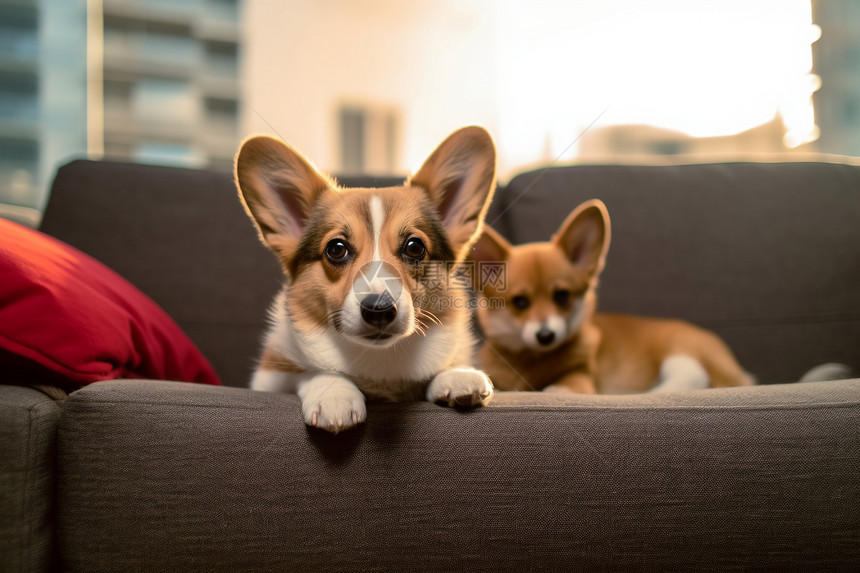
{"left": 55, "top": 379, "right": 860, "bottom": 571}
{"left": 0, "top": 385, "right": 62, "bottom": 573}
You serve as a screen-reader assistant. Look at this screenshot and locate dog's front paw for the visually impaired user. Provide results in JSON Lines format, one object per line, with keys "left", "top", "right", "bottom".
{"left": 298, "top": 374, "right": 366, "bottom": 433}
{"left": 427, "top": 368, "right": 494, "bottom": 408}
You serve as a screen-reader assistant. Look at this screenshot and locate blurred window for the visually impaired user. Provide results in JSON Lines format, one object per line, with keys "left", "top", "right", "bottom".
{"left": 338, "top": 104, "right": 399, "bottom": 174}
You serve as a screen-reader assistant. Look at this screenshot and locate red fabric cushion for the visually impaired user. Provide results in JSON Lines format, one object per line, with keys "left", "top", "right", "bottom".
{"left": 0, "top": 219, "right": 220, "bottom": 387}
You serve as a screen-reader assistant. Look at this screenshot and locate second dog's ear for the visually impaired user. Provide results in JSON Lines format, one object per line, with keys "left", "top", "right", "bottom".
{"left": 234, "top": 135, "right": 333, "bottom": 262}
{"left": 470, "top": 225, "right": 511, "bottom": 264}
{"left": 411, "top": 126, "right": 497, "bottom": 260}
{"left": 553, "top": 199, "right": 611, "bottom": 277}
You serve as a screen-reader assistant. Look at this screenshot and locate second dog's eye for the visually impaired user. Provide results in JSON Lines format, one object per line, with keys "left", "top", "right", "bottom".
{"left": 553, "top": 289, "right": 571, "bottom": 306}
{"left": 324, "top": 239, "right": 350, "bottom": 263}
{"left": 511, "top": 295, "right": 530, "bottom": 310}
{"left": 402, "top": 237, "right": 426, "bottom": 262}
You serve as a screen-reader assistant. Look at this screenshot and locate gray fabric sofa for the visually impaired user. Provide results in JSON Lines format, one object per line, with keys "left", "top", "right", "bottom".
{"left": 2, "top": 157, "right": 859, "bottom": 572}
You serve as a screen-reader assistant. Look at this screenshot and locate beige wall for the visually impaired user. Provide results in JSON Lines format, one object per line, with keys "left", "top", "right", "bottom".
{"left": 241, "top": 0, "right": 501, "bottom": 175}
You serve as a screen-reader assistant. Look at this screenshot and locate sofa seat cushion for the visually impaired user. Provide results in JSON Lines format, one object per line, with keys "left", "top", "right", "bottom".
{"left": 57, "top": 380, "right": 860, "bottom": 572}
{"left": 0, "top": 219, "right": 220, "bottom": 388}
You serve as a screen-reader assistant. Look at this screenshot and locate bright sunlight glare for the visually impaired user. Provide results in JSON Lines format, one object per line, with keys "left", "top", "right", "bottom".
{"left": 246, "top": 0, "right": 820, "bottom": 175}
{"left": 496, "top": 0, "right": 819, "bottom": 164}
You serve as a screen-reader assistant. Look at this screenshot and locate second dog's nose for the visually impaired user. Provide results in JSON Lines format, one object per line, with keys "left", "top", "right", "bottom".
{"left": 360, "top": 293, "right": 397, "bottom": 328}
{"left": 536, "top": 327, "right": 556, "bottom": 346}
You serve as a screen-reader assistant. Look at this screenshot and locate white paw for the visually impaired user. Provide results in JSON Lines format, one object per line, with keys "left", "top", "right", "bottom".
{"left": 298, "top": 374, "right": 366, "bottom": 433}
{"left": 427, "top": 368, "right": 494, "bottom": 408}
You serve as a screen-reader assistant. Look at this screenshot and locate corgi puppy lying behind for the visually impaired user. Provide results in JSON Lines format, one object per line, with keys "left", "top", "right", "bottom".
{"left": 471, "top": 199, "right": 755, "bottom": 394}
{"left": 234, "top": 126, "right": 496, "bottom": 433}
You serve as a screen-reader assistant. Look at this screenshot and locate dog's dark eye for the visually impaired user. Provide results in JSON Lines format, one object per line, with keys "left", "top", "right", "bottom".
{"left": 553, "top": 289, "right": 571, "bottom": 307}
{"left": 324, "top": 239, "right": 350, "bottom": 264}
{"left": 402, "top": 237, "right": 426, "bottom": 262}
{"left": 511, "top": 295, "right": 530, "bottom": 310}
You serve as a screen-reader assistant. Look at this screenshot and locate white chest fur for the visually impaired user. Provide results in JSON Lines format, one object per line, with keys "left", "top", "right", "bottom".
{"left": 260, "top": 291, "right": 475, "bottom": 399}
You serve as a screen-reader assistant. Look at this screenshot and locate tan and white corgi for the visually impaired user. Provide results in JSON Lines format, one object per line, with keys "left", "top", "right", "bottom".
{"left": 234, "top": 126, "right": 496, "bottom": 433}
{"left": 471, "top": 199, "right": 755, "bottom": 394}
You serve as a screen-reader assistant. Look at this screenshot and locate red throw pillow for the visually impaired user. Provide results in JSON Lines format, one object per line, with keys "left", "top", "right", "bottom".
{"left": 0, "top": 219, "right": 221, "bottom": 387}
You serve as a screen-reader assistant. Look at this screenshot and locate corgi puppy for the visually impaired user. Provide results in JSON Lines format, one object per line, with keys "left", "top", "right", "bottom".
{"left": 235, "top": 126, "right": 496, "bottom": 433}
{"left": 471, "top": 199, "right": 755, "bottom": 394}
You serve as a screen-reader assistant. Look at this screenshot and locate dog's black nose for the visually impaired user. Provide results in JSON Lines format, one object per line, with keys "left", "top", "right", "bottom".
{"left": 536, "top": 327, "right": 556, "bottom": 346}
{"left": 360, "top": 293, "right": 397, "bottom": 328}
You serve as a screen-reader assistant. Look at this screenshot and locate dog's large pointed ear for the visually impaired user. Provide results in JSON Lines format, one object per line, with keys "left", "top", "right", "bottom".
{"left": 410, "top": 126, "right": 497, "bottom": 260}
{"left": 469, "top": 225, "right": 511, "bottom": 263}
{"left": 552, "top": 199, "right": 611, "bottom": 277}
{"left": 234, "top": 135, "right": 333, "bottom": 262}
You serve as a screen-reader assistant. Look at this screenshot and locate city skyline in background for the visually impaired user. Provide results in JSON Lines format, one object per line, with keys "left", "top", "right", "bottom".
{"left": 1, "top": 0, "right": 859, "bottom": 222}
{"left": 0, "top": 0, "right": 242, "bottom": 223}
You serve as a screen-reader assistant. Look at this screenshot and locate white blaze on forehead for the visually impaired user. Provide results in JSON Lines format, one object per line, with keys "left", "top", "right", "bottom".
{"left": 351, "top": 194, "right": 403, "bottom": 300}
{"left": 370, "top": 195, "right": 384, "bottom": 261}
{"left": 341, "top": 193, "right": 413, "bottom": 341}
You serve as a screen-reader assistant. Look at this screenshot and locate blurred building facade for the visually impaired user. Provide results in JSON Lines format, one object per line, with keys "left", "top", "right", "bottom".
{"left": 812, "top": 0, "right": 860, "bottom": 156}
{"left": 0, "top": 0, "right": 242, "bottom": 213}
{"left": 0, "top": 0, "right": 86, "bottom": 216}
{"left": 578, "top": 115, "right": 791, "bottom": 161}
{"left": 101, "top": 0, "right": 242, "bottom": 172}
{"left": 3, "top": 1, "right": 857, "bottom": 216}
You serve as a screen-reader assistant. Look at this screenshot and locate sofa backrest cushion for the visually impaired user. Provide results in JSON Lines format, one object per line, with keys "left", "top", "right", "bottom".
{"left": 496, "top": 161, "right": 860, "bottom": 383}
{"left": 39, "top": 160, "right": 407, "bottom": 387}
